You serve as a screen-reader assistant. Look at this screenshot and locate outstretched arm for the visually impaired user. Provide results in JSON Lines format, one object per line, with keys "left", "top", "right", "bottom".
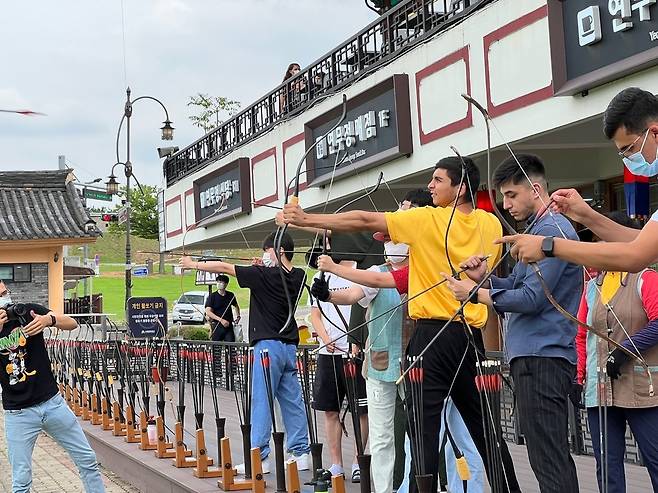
{"left": 180, "top": 256, "right": 236, "bottom": 277}
{"left": 318, "top": 255, "right": 395, "bottom": 288}
{"left": 282, "top": 203, "right": 387, "bottom": 233}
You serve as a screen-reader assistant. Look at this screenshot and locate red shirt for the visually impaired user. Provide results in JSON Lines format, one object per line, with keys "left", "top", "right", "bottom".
{"left": 391, "top": 265, "right": 409, "bottom": 295}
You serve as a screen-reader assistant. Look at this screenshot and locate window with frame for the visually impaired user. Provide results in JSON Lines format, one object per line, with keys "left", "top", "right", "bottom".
{"left": 0, "top": 264, "right": 32, "bottom": 282}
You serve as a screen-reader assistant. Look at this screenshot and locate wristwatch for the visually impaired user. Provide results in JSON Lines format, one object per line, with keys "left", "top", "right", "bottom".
{"left": 541, "top": 236, "right": 555, "bottom": 258}
{"left": 50, "top": 314, "right": 56, "bottom": 327}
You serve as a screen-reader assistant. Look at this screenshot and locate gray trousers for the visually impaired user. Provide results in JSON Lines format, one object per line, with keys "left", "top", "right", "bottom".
{"left": 511, "top": 356, "right": 579, "bottom": 493}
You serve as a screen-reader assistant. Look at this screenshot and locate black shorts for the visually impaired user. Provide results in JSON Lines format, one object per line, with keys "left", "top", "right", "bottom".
{"left": 312, "top": 353, "right": 367, "bottom": 413}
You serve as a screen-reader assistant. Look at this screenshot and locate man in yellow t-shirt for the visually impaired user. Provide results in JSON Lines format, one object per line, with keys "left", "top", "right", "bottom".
{"left": 283, "top": 157, "right": 520, "bottom": 493}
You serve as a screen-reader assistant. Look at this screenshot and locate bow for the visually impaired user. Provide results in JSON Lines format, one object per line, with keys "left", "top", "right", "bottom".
{"left": 463, "top": 93, "right": 653, "bottom": 396}
{"left": 275, "top": 95, "right": 349, "bottom": 333}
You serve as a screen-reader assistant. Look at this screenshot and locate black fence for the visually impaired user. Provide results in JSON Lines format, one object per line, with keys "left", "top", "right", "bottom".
{"left": 46, "top": 338, "right": 644, "bottom": 466}
{"left": 164, "top": 0, "right": 489, "bottom": 186}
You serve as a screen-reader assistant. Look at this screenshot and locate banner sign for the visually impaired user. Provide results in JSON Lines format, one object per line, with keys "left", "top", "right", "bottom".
{"left": 127, "top": 296, "right": 167, "bottom": 337}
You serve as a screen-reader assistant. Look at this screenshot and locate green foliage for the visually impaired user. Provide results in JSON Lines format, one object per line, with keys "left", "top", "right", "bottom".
{"left": 107, "top": 185, "right": 159, "bottom": 239}
{"left": 183, "top": 326, "right": 210, "bottom": 340}
{"left": 188, "top": 93, "right": 241, "bottom": 134}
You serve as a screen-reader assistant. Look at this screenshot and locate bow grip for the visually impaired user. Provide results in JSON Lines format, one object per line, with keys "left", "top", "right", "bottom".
{"left": 290, "top": 196, "right": 299, "bottom": 205}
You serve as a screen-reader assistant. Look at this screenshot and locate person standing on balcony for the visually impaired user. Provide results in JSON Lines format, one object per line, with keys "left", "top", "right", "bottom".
{"left": 180, "top": 231, "right": 311, "bottom": 474}
{"left": 444, "top": 155, "right": 582, "bottom": 493}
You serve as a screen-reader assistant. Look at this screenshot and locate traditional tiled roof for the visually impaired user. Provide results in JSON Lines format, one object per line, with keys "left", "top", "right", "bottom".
{"left": 0, "top": 170, "right": 101, "bottom": 241}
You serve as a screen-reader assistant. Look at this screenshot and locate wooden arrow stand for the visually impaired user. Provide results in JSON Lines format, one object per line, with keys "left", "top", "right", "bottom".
{"left": 73, "top": 388, "right": 83, "bottom": 417}
{"left": 124, "top": 405, "right": 140, "bottom": 443}
{"left": 154, "top": 416, "right": 176, "bottom": 459}
{"left": 332, "top": 474, "right": 346, "bottom": 493}
{"left": 112, "top": 402, "right": 127, "bottom": 436}
{"left": 171, "top": 422, "right": 195, "bottom": 467}
{"left": 91, "top": 393, "right": 102, "bottom": 426}
{"left": 65, "top": 384, "right": 72, "bottom": 409}
{"left": 193, "top": 428, "right": 226, "bottom": 478}
{"left": 286, "top": 460, "right": 301, "bottom": 493}
{"left": 138, "top": 411, "right": 157, "bottom": 451}
{"left": 101, "top": 399, "right": 113, "bottom": 431}
{"left": 217, "top": 438, "right": 261, "bottom": 491}
{"left": 81, "top": 391, "right": 91, "bottom": 421}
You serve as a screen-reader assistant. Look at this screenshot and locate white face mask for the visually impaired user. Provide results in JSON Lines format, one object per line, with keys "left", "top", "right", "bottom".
{"left": 262, "top": 251, "right": 275, "bottom": 267}
{"left": 0, "top": 295, "right": 12, "bottom": 309}
{"left": 217, "top": 282, "right": 227, "bottom": 290}
{"left": 622, "top": 129, "right": 658, "bottom": 177}
{"left": 384, "top": 241, "right": 409, "bottom": 264}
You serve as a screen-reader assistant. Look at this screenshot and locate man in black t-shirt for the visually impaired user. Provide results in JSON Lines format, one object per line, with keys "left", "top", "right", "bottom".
{"left": 205, "top": 274, "right": 240, "bottom": 342}
{"left": 180, "top": 231, "right": 311, "bottom": 474}
{"left": 0, "top": 280, "right": 105, "bottom": 493}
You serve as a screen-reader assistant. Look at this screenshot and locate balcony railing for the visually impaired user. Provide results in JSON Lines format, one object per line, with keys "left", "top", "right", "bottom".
{"left": 164, "top": 0, "right": 490, "bottom": 186}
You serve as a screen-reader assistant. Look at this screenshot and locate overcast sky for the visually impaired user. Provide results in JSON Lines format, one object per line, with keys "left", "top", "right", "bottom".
{"left": 0, "top": 1, "right": 376, "bottom": 194}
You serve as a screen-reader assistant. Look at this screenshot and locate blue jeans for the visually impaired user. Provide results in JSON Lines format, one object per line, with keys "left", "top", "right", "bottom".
{"left": 251, "top": 340, "right": 310, "bottom": 459}
{"left": 397, "top": 398, "right": 482, "bottom": 493}
{"left": 587, "top": 406, "right": 658, "bottom": 493}
{"left": 4, "top": 393, "right": 105, "bottom": 493}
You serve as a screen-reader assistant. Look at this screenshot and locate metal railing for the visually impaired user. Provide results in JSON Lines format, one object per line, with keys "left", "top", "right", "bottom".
{"left": 164, "top": 0, "right": 489, "bottom": 186}
{"left": 47, "top": 337, "right": 644, "bottom": 466}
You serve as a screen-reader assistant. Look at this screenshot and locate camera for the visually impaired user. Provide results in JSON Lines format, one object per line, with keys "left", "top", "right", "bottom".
{"left": 3, "top": 303, "right": 28, "bottom": 322}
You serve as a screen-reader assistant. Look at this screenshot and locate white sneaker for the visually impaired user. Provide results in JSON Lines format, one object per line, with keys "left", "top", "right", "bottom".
{"left": 236, "top": 457, "right": 271, "bottom": 475}
{"left": 287, "top": 452, "right": 310, "bottom": 471}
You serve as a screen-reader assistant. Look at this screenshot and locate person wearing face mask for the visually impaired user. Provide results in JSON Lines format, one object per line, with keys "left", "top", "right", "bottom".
{"left": 0, "top": 280, "right": 106, "bottom": 493}
{"left": 283, "top": 158, "right": 521, "bottom": 493}
{"left": 180, "top": 231, "right": 310, "bottom": 474}
{"left": 498, "top": 88, "right": 658, "bottom": 275}
{"left": 444, "top": 155, "right": 582, "bottom": 492}
{"left": 205, "top": 274, "right": 240, "bottom": 342}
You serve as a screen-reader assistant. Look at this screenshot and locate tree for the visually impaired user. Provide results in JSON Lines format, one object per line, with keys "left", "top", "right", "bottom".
{"left": 107, "top": 185, "right": 159, "bottom": 239}
{"left": 187, "top": 93, "right": 241, "bottom": 134}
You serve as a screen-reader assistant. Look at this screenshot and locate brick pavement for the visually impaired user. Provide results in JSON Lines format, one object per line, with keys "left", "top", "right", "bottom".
{"left": 0, "top": 408, "right": 138, "bottom": 493}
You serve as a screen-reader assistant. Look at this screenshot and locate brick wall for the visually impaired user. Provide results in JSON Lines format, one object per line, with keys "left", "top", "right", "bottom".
{"left": 4, "top": 263, "right": 49, "bottom": 308}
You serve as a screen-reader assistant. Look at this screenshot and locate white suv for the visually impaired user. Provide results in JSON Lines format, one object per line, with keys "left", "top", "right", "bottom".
{"left": 172, "top": 291, "right": 208, "bottom": 324}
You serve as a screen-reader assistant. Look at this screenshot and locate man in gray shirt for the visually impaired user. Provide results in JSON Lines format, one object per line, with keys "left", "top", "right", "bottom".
{"left": 444, "top": 154, "right": 582, "bottom": 493}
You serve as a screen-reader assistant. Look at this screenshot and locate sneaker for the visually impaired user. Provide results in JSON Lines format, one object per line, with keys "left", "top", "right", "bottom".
{"left": 236, "top": 457, "right": 271, "bottom": 475}
{"left": 329, "top": 464, "right": 344, "bottom": 477}
{"left": 351, "top": 464, "right": 360, "bottom": 483}
{"left": 287, "top": 452, "right": 310, "bottom": 471}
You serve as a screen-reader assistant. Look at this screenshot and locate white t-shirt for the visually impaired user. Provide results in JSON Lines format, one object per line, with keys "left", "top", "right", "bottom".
{"left": 651, "top": 209, "right": 658, "bottom": 222}
{"left": 357, "top": 265, "right": 384, "bottom": 308}
{"left": 310, "top": 271, "right": 352, "bottom": 355}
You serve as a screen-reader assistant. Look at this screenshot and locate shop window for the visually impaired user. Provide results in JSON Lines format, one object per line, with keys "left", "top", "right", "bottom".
{"left": 0, "top": 264, "right": 32, "bottom": 282}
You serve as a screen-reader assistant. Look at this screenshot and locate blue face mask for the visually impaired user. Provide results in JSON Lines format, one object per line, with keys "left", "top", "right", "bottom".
{"left": 622, "top": 130, "right": 658, "bottom": 177}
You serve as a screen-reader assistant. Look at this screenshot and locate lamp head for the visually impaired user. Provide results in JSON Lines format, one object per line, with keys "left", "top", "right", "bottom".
{"left": 161, "top": 120, "right": 174, "bottom": 141}
{"left": 106, "top": 174, "right": 120, "bottom": 195}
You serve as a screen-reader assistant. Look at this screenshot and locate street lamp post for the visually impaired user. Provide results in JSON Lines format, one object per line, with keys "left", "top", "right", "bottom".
{"left": 107, "top": 87, "right": 174, "bottom": 316}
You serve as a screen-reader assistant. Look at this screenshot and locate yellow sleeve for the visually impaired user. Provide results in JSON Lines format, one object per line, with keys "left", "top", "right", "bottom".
{"left": 385, "top": 207, "right": 433, "bottom": 246}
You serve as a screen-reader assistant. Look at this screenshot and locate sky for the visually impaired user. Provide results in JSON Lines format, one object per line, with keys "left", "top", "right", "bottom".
{"left": 0, "top": 1, "right": 376, "bottom": 194}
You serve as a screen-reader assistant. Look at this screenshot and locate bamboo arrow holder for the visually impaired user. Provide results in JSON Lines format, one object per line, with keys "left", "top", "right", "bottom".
{"left": 138, "top": 411, "right": 157, "bottom": 451}
{"left": 286, "top": 460, "right": 301, "bottom": 493}
{"left": 154, "top": 416, "right": 176, "bottom": 459}
{"left": 65, "top": 384, "right": 72, "bottom": 408}
{"left": 217, "top": 437, "right": 255, "bottom": 491}
{"left": 124, "top": 405, "right": 140, "bottom": 443}
{"left": 193, "top": 429, "right": 225, "bottom": 478}
{"left": 101, "top": 399, "right": 112, "bottom": 431}
{"left": 171, "top": 422, "right": 195, "bottom": 467}
{"left": 112, "top": 402, "right": 127, "bottom": 436}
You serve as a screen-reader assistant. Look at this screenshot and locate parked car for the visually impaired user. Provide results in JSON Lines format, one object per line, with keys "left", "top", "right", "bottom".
{"left": 172, "top": 291, "right": 208, "bottom": 324}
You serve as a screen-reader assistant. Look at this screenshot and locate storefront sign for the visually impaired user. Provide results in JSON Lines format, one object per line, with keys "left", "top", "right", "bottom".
{"left": 549, "top": 0, "right": 658, "bottom": 95}
{"left": 304, "top": 74, "right": 412, "bottom": 186}
{"left": 195, "top": 270, "right": 218, "bottom": 285}
{"left": 193, "top": 157, "right": 251, "bottom": 226}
